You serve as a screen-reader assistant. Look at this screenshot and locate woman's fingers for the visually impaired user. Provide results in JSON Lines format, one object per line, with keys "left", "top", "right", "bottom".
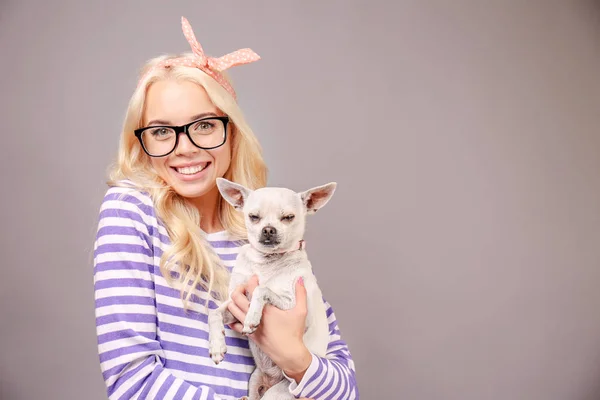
{"left": 228, "top": 299, "right": 246, "bottom": 323}
{"left": 294, "top": 277, "right": 308, "bottom": 315}
{"left": 228, "top": 321, "right": 244, "bottom": 334}
{"left": 228, "top": 285, "right": 249, "bottom": 321}
{"left": 231, "top": 284, "right": 250, "bottom": 311}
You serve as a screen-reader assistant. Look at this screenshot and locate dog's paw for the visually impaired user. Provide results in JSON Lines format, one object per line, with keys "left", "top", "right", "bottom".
{"left": 208, "top": 337, "right": 227, "bottom": 364}
{"left": 242, "top": 323, "right": 258, "bottom": 335}
{"left": 242, "top": 310, "right": 262, "bottom": 335}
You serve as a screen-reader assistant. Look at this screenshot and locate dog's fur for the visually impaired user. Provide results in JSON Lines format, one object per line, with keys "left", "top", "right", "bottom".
{"left": 207, "top": 178, "right": 337, "bottom": 400}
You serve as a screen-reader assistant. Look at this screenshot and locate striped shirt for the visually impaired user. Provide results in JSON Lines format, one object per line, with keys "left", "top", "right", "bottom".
{"left": 93, "top": 185, "right": 359, "bottom": 399}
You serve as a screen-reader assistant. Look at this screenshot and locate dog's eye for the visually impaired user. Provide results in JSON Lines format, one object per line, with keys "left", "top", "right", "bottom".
{"left": 282, "top": 214, "right": 295, "bottom": 222}
{"left": 248, "top": 214, "right": 260, "bottom": 222}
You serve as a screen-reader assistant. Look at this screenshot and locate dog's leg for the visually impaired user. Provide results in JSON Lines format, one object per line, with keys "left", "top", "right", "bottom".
{"left": 246, "top": 367, "right": 268, "bottom": 400}
{"left": 208, "top": 299, "right": 232, "bottom": 364}
{"left": 259, "top": 379, "right": 295, "bottom": 400}
{"left": 242, "top": 287, "right": 270, "bottom": 335}
{"left": 242, "top": 287, "right": 295, "bottom": 335}
{"left": 246, "top": 369, "right": 287, "bottom": 400}
{"left": 247, "top": 340, "right": 284, "bottom": 399}
{"left": 208, "top": 269, "right": 252, "bottom": 362}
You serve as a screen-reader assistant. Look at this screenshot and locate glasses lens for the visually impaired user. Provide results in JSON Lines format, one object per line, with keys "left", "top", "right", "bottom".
{"left": 141, "top": 127, "right": 177, "bottom": 156}
{"left": 188, "top": 118, "right": 226, "bottom": 148}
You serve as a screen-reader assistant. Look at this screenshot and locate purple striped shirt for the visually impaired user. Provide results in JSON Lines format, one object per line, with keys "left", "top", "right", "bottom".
{"left": 93, "top": 185, "right": 359, "bottom": 399}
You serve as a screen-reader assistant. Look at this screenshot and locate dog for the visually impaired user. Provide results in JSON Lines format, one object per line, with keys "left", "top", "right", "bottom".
{"left": 207, "top": 177, "right": 337, "bottom": 400}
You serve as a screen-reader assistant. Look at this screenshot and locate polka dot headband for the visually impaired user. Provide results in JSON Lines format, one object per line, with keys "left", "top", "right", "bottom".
{"left": 138, "top": 16, "right": 260, "bottom": 101}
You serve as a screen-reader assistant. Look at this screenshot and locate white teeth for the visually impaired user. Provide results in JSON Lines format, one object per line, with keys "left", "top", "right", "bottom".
{"left": 176, "top": 164, "right": 205, "bottom": 175}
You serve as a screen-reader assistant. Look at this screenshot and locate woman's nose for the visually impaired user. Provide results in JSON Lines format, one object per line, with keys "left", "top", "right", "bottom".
{"left": 174, "top": 132, "right": 199, "bottom": 156}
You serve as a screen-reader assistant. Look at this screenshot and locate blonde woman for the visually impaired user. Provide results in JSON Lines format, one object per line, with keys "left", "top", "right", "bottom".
{"left": 92, "top": 17, "right": 358, "bottom": 400}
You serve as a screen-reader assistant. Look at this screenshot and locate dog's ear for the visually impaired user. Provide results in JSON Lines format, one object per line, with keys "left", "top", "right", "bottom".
{"left": 300, "top": 182, "right": 337, "bottom": 215}
{"left": 216, "top": 178, "right": 252, "bottom": 210}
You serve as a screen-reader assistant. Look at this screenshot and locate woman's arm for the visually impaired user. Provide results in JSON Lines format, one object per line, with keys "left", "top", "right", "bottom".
{"left": 93, "top": 189, "right": 230, "bottom": 399}
{"left": 284, "top": 298, "right": 359, "bottom": 400}
{"left": 228, "top": 277, "right": 359, "bottom": 399}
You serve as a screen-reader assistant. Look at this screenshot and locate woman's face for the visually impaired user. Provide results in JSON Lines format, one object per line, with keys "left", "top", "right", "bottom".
{"left": 141, "top": 79, "right": 232, "bottom": 200}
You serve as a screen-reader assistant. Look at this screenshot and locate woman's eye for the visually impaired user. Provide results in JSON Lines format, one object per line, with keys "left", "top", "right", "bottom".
{"left": 194, "top": 121, "right": 214, "bottom": 130}
{"left": 147, "top": 128, "right": 174, "bottom": 141}
{"left": 152, "top": 128, "right": 169, "bottom": 136}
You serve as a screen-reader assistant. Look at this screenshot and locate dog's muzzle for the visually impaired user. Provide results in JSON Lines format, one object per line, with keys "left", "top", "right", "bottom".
{"left": 258, "top": 225, "right": 279, "bottom": 246}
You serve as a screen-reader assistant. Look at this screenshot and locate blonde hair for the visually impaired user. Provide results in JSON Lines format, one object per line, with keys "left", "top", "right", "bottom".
{"left": 107, "top": 52, "right": 267, "bottom": 308}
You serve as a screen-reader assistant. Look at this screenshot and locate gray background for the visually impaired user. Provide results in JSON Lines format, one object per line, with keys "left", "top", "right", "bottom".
{"left": 1, "top": 1, "right": 599, "bottom": 399}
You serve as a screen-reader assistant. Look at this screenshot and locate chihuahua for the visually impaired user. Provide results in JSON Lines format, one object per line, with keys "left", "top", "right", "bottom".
{"left": 207, "top": 178, "right": 337, "bottom": 400}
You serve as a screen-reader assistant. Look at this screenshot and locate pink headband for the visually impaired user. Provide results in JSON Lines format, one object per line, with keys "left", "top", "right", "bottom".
{"left": 138, "top": 16, "right": 260, "bottom": 100}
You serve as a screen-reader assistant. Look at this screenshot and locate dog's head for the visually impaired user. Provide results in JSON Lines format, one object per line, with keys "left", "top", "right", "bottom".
{"left": 216, "top": 178, "right": 337, "bottom": 253}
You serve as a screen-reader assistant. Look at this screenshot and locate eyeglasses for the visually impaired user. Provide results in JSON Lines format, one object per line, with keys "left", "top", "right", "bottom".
{"left": 134, "top": 116, "right": 230, "bottom": 157}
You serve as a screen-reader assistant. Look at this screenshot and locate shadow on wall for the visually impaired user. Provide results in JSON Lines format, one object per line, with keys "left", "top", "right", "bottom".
{"left": 586, "top": 0, "right": 600, "bottom": 20}
{"left": 0, "top": 374, "right": 19, "bottom": 400}
{"left": 584, "top": 379, "right": 600, "bottom": 400}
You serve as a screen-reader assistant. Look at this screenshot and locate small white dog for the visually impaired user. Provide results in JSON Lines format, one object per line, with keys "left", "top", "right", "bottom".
{"left": 208, "top": 178, "right": 337, "bottom": 400}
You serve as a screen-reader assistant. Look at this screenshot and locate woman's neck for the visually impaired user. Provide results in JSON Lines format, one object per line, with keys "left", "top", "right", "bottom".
{"left": 191, "top": 186, "right": 224, "bottom": 234}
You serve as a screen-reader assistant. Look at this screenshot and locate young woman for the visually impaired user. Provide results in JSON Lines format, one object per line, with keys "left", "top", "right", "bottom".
{"left": 92, "top": 16, "right": 358, "bottom": 400}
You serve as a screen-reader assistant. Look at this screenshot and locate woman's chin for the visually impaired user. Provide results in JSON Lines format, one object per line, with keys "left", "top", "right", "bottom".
{"left": 169, "top": 181, "right": 215, "bottom": 199}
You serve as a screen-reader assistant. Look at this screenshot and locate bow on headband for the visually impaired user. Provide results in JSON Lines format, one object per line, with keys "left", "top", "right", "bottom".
{"left": 139, "top": 16, "right": 260, "bottom": 100}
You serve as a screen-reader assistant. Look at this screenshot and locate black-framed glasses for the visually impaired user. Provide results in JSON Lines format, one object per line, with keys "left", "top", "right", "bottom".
{"left": 134, "top": 116, "right": 230, "bottom": 157}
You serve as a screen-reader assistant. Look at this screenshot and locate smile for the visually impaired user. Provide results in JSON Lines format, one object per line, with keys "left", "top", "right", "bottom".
{"left": 172, "top": 162, "right": 211, "bottom": 175}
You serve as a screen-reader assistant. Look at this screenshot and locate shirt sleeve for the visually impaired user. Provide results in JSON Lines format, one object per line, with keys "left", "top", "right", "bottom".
{"left": 283, "top": 300, "right": 360, "bottom": 400}
{"left": 93, "top": 188, "right": 227, "bottom": 400}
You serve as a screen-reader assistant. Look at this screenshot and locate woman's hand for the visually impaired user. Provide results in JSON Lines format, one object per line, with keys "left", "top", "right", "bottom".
{"left": 228, "top": 275, "right": 313, "bottom": 383}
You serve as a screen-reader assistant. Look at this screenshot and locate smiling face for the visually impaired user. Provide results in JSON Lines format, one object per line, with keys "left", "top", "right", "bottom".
{"left": 142, "top": 79, "right": 232, "bottom": 200}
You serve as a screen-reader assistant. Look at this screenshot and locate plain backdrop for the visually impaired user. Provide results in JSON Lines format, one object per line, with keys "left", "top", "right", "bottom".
{"left": 1, "top": 1, "right": 599, "bottom": 399}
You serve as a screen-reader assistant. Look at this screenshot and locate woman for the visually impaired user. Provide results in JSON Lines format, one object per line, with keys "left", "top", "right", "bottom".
{"left": 93, "top": 16, "right": 358, "bottom": 400}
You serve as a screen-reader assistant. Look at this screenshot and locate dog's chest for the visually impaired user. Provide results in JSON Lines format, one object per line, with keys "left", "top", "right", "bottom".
{"left": 237, "top": 248, "right": 308, "bottom": 284}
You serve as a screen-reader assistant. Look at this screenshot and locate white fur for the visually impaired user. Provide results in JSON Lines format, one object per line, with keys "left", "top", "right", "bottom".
{"left": 208, "top": 178, "right": 337, "bottom": 400}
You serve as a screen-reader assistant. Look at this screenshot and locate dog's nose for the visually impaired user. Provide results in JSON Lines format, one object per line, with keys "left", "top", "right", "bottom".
{"left": 262, "top": 226, "right": 277, "bottom": 236}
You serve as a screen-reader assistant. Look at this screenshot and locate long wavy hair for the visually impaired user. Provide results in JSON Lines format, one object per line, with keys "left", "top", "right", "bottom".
{"left": 107, "top": 52, "right": 267, "bottom": 308}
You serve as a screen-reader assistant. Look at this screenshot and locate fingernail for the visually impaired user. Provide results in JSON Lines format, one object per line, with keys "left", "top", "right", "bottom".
{"left": 299, "top": 277, "right": 304, "bottom": 286}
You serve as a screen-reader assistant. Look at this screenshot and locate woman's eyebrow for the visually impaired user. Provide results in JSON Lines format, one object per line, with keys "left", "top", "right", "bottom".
{"left": 146, "top": 111, "right": 219, "bottom": 126}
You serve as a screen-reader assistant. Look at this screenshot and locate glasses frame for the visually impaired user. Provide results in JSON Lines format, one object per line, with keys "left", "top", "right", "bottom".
{"left": 134, "top": 116, "right": 230, "bottom": 157}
